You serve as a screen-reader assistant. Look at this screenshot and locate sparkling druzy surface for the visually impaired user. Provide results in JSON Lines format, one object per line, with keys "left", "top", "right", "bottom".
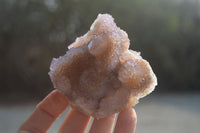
{"left": 49, "top": 14, "right": 157, "bottom": 118}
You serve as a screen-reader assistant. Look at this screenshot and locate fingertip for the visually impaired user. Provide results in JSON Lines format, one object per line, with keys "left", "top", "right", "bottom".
{"left": 37, "top": 89, "right": 68, "bottom": 117}
{"left": 124, "top": 107, "right": 137, "bottom": 123}
{"left": 114, "top": 107, "right": 137, "bottom": 133}
{"left": 121, "top": 107, "right": 137, "bottom": 125}
{"left": 89, "top": 114, "right": 116, "bottom": 133}
{"left": 19, "top": 90, "right": 69, "bottom": 133}
{"left": 58, "top": 108, "right": 91, "bottom": 133}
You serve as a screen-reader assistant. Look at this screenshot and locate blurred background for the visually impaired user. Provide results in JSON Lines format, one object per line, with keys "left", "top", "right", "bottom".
{"left": 0, "top": 0, "right": 200, "bottom": 132}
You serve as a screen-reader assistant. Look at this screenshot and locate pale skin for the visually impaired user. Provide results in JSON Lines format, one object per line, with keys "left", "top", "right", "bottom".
{"left": 18, "top": 90, "right": 137, "bottom": 133}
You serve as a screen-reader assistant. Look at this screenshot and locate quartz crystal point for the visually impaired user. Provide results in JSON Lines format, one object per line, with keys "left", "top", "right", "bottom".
{"left": 49, "top": 14, "right": 157, "bottom": 119}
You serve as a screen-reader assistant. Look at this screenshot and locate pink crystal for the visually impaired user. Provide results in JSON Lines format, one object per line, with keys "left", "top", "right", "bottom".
{"left": 49, "top": 14, "right": 157, "bottom": 118}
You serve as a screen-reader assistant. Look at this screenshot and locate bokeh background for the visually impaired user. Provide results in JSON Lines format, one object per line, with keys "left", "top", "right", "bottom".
{"left": 0, "top": 0, "right": 200, "bottom": 132}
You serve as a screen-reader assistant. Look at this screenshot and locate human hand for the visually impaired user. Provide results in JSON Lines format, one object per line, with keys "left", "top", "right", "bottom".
{"left": 18, "top": 90, "right": 137, "bottom": 133}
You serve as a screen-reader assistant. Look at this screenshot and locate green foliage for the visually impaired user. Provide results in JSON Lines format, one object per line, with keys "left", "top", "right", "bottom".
{"left": 0, "top": 0, "right": 200, "bottom": 98}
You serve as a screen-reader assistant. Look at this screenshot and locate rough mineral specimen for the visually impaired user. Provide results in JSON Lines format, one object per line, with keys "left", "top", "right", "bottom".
{"left": 49, "top": 14, "right": 157, "bottom": 119}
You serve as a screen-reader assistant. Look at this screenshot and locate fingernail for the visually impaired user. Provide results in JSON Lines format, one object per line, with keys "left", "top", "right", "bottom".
{"left": 18, "top": 130, "right": 32, "bottom": 133}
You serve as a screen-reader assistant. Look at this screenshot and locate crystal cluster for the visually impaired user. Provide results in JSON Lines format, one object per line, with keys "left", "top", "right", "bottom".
{"left": 49, "top": 14, "right": 157, "bottom": 118}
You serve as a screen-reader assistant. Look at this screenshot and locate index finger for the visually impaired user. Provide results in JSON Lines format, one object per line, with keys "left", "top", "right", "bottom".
{"left": 18, "top": 90, "right": 68, "bottom": 133}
